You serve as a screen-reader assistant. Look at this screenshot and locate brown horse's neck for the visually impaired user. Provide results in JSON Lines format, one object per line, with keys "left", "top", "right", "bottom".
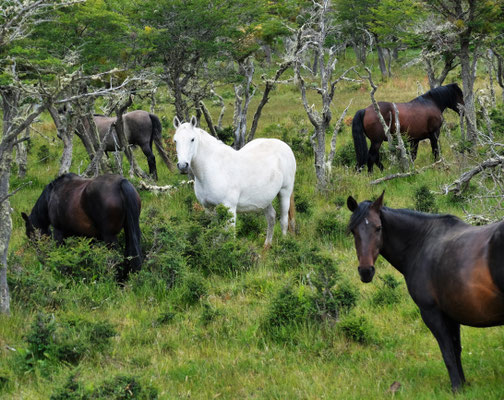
{"left": 379, "top": 208, "right": 463, "bottom": 277}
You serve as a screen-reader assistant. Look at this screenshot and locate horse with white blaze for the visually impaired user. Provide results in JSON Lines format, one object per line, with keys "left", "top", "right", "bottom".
{"left": 173, "top": 116, "right": 296, "bottom": 247}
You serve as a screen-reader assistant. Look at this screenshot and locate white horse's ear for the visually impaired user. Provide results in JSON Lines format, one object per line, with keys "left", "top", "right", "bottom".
{"left": 173, "top": 116, "right": 181, "bottom": 129}
{"left": 190, "top": 116, "right": 197, "bottom": 128}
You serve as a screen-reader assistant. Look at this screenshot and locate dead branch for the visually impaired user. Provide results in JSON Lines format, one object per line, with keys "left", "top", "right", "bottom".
{"left": 443, "top": 156, "right": 504, "bottom": 195}
{"left": 139, "top": 179, "right": 193, "bottom": 194}
{"left": 370, "top": 159, "right": 445, "bottom": 185}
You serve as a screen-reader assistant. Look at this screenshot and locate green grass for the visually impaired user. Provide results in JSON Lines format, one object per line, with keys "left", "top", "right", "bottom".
{"left": 1, "top": 52, "right": 504, "bottom": 399}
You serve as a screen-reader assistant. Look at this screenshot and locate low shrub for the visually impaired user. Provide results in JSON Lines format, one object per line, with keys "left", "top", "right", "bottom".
{"left": 333, "top": 141, "right": 356, "bottom": 167}
{"left": 185, "top": 205, "right": 259, "bottom": 276}
{"left": 16, "top": 313, "right": 116, "bottom": 374}
{"left": 371, "top": 273, "right": 402, "bottom": 306}
{"left": 414, "top": 185, "right": 438, "bottom": 213}
{"left": 315, "top": 211, "right": 347, "bottom": 241}
{"left": 338, "top": 314, "right": 376, "bottom": 344}
{"left": 50, "top": 373, "right": 158, "bottom": 400}
{"left": 31, "top": 236, "right": 121, "bottom": 282}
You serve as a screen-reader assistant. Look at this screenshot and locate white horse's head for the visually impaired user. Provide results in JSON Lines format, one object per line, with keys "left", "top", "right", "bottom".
{"left": 173, "top": 115, "right": 198, "bottom": 174}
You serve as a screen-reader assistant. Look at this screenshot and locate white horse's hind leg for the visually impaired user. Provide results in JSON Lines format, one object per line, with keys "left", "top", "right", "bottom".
{"left": 264, "top": 204, "right": 276, "bottom": 247}
{"left": 279, "top": 188, "right": 292, "bottom": 235}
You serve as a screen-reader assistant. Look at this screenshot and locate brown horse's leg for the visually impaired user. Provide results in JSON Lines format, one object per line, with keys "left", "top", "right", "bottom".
{"left": 419, "top": 307, "right": 465, "bottom": 391}
{"left": 429, "top": 130, "right": 440, "bottom": 160}
{"left": 368, "top": 141, "right": 383, "bottom": 172}
{"left": 410, "top": 139, "right": 419, "bottom": 161}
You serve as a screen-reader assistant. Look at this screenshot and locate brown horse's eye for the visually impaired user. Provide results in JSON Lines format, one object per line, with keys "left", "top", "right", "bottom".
{"left": 376, "top": 226, "right": 382, "bottom": 232}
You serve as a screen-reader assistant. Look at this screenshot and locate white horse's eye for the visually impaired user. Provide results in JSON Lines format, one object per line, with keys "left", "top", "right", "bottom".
{"left": 191, "top": 138, "right": 195, "bottom": 142}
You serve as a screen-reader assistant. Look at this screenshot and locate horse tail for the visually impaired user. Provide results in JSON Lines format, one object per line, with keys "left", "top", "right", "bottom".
{"left": 149, "top": 113, "right": 173, "bottom": 171}
{"left": 351, "top": 109, "right": 368, "bottom": 171}
{"left": 120, "top": 179, "right": 142, "bottom": 277}
{"left": 288, "top": 191, "right": 296, "bottom": 234}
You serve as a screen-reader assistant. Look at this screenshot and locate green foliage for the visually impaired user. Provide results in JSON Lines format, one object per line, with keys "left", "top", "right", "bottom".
{"left": 333, "top": 141, "right": 356, "bottom": 167}
{"left": 236, "top": 213, "right": 264, "bottom": 239}
{"left": 338, "top": 314, "right": 376, "bottom": 344}
{"left": 177, "top": 272, "right": 208, "bottom": 306}
{"left": 215, "top": 126, "right": 235, "bottom": 146}
{"left": 315, "top": 211, "right": 347, "bottom": 241}
{"left": 37, "top": 145, "right": 54, "bottom": 164}
{"left": 50, "top": 373, "right": 158, "bottom": 400}
{"left": 294, "top": 191, "right": 313, "bottom": 216}
{"left": 413, "top": 185, "right": 438, "bottom": 213}
{"left": 262, "top": 284, "right": 308, "bottom": 330}
{"left": 489, "top": 104, "right": 504, "bottom": 137}
{"left": 185, "top": 205, "right": 259, "bottom": 276}
{"left": 35, "top": 236, "right": 121, "bottom": 282}
{"left": 16, "top": 313, "right": 116, "bottom": 374}
{"left": 371, "top": 273, "right": 402, "bottom": 306}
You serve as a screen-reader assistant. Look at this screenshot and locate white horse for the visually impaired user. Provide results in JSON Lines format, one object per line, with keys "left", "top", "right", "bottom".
{"left": 173, "top": 116, "right": 296, "bottom": 247}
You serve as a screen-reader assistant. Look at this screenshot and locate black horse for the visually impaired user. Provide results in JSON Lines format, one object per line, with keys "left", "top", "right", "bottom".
{"left": 91, "top": 110, "right": 172, "bottom": 180}
{"left": 347, "top": 191, "right": 504, "bottom": 391}
{"left": 22, "top": 173, "right": 142, "bottom": 280}
{"left": 352, "top": 83, "right": 464, "bottom": 172}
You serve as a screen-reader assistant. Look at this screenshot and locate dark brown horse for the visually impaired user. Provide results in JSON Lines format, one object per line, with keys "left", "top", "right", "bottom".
{"left": 92, "top": 110, "right": 172, "bottom": 180}
{"left": 21, "top": 173, "right": 142, "bottom": 280}
{"left": 352, "top": 83, "right": 464, "bottom": 172}
{"left": 346, "top": 191, "right": 504, "bottom": 391}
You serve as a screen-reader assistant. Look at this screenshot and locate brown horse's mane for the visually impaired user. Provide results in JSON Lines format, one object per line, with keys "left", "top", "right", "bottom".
{"left": 348, "top": 200, "right": 462, "bottom": 233}
{"left": 413, "top": 83, "right": 462, "bottom": 112}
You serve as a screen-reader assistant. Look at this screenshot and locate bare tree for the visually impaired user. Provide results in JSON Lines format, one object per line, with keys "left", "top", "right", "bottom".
{"left": 293, "top": 0, "right": 358, "bottom": 190}
{"left": 0, "top": 0, "right": 85, "bottom": 315}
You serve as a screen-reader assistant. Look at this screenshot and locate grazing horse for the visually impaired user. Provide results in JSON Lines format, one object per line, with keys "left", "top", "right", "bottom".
{"left": 352, "top": 83, "right": 464, "bottom": 172}
{"left": 173, "top": 116, "right": 296, "bottom": 247}
{"left": 21, "top": 173, "right": 142, "bottom": 280}
{"left": 92, "top": 110, "right": 172, "bottom": 180}
{"left": 347, "top": 191, "right": 504, "bottom": 391}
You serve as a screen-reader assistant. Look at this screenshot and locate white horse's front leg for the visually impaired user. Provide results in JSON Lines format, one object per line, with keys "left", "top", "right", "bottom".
{"left": 264, "top": 204, "right": 276, "bottom": 248}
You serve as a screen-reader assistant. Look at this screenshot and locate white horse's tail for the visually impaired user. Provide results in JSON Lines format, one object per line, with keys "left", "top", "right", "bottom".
{"left": 288, "top": 192, "right": 296, "bottom": 234}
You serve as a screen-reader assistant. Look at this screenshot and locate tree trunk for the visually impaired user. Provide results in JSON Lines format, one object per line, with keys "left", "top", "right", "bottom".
{"left": 15, "top": 127, "right": 29, "bottom": 178}
{"left": 459, "top": 35, "right": 478, "bottom": 146}
{"left": 0, "top": 152, "right": 12, "bottom": 315}
{"left": 376, "top": 38, "right": 388, "bottom": 79}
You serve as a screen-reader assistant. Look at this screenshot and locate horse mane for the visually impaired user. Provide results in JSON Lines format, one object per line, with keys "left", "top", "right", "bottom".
{"left": 415, "top": 83, "right": 462, "bottom": 111}
{"left": 348, "top": 200, "right": 463, "bottom": 232}
{"left": 197, "top": 127, "right": 232, "bottom": 150}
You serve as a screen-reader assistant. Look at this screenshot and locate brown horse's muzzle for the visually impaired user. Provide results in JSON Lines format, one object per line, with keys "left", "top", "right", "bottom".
{"left": 358, "top": 265, "right": 375, "bottom": 283}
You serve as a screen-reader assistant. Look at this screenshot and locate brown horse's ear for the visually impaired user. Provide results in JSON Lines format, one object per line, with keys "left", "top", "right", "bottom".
{"left": 371, "top": 190, "right": 385, "bottom": 211}
{"left": 173, "top": 116, "right": 181, "bottom": 129}
{"left": 21, "top": 212, "right": 29, "bottom": 222}
{"left": 190, "top": 115, "right": 197, "bottom": 128}
{"left": 347, "top": 196, "right": 358, "bottom": 212}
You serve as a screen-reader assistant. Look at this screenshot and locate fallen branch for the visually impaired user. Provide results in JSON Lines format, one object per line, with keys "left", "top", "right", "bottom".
{"left": 370, "top": 159, "right": 445, "bottom": 185}
{"left": 138, "top": 179, "right": 193, "bottom": 194}
{"left": 443, "top": 156, "right": 504, "bottom": 195}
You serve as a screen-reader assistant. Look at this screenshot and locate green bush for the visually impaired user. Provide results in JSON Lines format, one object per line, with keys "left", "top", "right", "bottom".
{"left": 294, "top": 191, "right": 313, "bottom": 215}
{"left": 489, "top": 104, "right": 504, "bottom": 137}
{"left": 50, "top": 373, "right": 158, "bottom": 400}
{"left": 177, "top": 272, "right": 208, "bottom": 306}
{"left": 236, "top": 213, "right": 264, "bottom": 239}
{"left": 17, "top": 313, "right": 116, "bottom": 373}
{"left": 262, "top": 284, "right": 309, "bottom": 331}
{"left": 185, "top": 205, "right": 259, "bottom": 276}
{"left": 414, "top": 185, "right": 438, "bottom": 213}
{"left": 37, "top": 144, "right": 53, "bottom": 164}
{"left": 33, "top": 236, "right": 121, "bottom": 282}
{"left": 333, "top": 141, "right": 356, "bottom": 167}
{"left": 315, "top": 211, "right": 347, "bottom": 241}
{"left": 338, "top": 314, "right": 375, "bottom": 344}
{"left": 371, "top": 273, "right": 402, "bottom": 306}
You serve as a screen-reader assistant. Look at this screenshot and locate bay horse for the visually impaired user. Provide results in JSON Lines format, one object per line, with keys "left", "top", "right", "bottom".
{"left": 21, "top": 173, "right": 142, "bottom": 280}
{"left": 173, "top": 116, "right": 296, "bottom": 247}
{"left": 91, "top": 110, "right": 172, "bottom": 180}
{"left": 347, "top": 191, "right": 504, "bottom": 391}
{"left": 352, "top": 83, "right": 464, "bottom": 172}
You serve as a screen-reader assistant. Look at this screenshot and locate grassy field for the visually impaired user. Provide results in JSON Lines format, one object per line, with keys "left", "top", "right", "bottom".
{"left": 1, "top": 53, "right": 504, "bottom": 399}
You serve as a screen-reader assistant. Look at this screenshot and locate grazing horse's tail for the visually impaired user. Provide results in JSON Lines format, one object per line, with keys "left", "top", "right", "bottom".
{"left": 149, "top": 113, "right": 174, "bottom": 171}
{"left": 120, "top": 179, "right": 142, "bottom": 278}
{"left": 288, "top": 192, "right": 296, "bottom": 234}
{"left": 351, "top": 109, "right": 368, "bottom": 171}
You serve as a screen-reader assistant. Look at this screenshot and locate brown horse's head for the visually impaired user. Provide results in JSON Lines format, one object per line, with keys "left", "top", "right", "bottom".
{"left": 347, "top": 191, "right": 385, "bottom": 283}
